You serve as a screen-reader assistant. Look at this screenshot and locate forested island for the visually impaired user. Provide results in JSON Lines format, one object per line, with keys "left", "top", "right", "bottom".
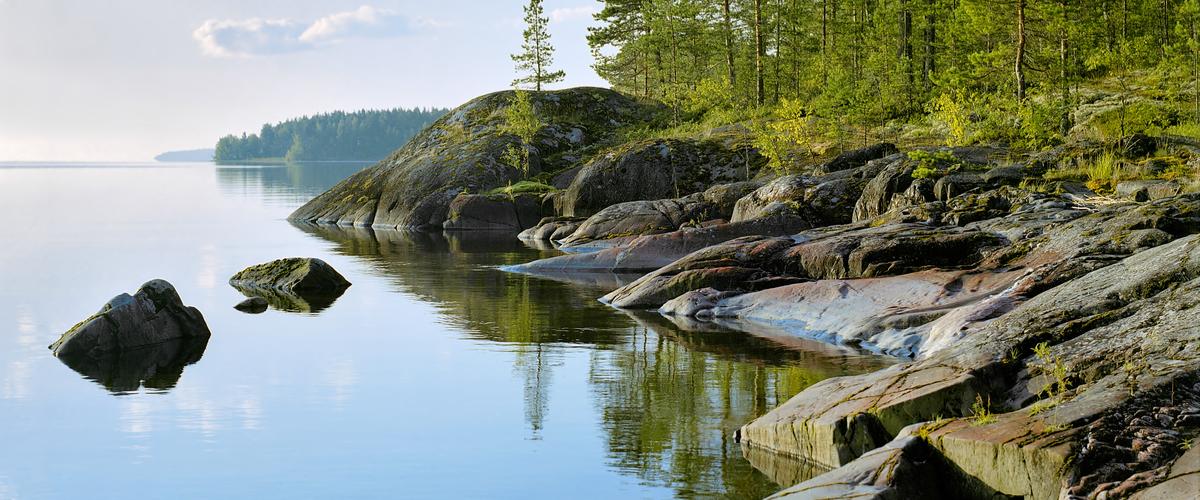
{"left": 213, "top": 107, "right": 447, "bottom": 163}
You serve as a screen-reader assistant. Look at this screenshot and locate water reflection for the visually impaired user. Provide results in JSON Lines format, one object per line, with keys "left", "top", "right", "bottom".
{"left": 214, "top": 162, "right": 371, "bottom": 206}
{"left": 230, "top": 283, "right": 347, "bottom": 314}
{"left": 295, "top": 223, "right": 893, "bottom": 497}
{"left": 55, "top": 337, "right": 210, "bottom": 394}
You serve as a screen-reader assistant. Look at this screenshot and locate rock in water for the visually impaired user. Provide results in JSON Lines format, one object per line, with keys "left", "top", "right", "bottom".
{"left": 229, "top": 257, "right": 350, "bottom": 293}
{"left": 229, "top": 258, "right": 351, "bottom": 313}
{"left": 49, "top": 279, "right": 211, "bottom": 360}
{"left": 234, "top": 297, "right": 269, "bottom": 313}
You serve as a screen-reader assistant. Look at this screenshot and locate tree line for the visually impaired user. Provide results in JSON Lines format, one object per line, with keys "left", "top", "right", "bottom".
{"left": 585, "top": 0, "right": 1200, "bottom": 146}
{"left": 214, "top": 108, "right": 448, "bottom": 162}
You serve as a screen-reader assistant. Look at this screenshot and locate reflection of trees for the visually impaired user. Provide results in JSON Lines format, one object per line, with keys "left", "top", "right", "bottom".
{"left": 214, "top": 163, "right": 371, "bottom": 206}
{"left": 294, "top": 223, "right": 892, "bottom": 496}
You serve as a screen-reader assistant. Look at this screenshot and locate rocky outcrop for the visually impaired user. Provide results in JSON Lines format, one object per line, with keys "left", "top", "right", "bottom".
{"left": 517, "top": 216, "right": 585, "bottom": 242}
{"left": 290, "top": 88, "right": 657, "bottom": 229}
{"left": 1116, "top": 179, "right": 1182, "bottom": 201}
{"left": 733, "top": 230, "right": 1200, "bottom": 498}
{"left": 442, "top": 192, "right": 544, "bottom": 231}
{"left": 555, "top": 181, "right": 762, "bottom": 248}
{"left": 229, "top": 257, "right": 351, "bottom": 313}
{"left": 49, "top": 280, "right": 211, "bottom": 361}
{"left": 558, "top": 137, "right": 765, "bottom": 217}
{"left": 505, "top": 215, "right": 813, "bottom": 276}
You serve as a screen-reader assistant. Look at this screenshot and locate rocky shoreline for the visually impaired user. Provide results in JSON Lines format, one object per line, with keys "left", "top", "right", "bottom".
{"left": 291, "top": 87, "right": 1200, "bottom": 498}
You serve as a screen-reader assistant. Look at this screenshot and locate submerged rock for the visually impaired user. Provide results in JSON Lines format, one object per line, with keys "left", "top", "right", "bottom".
{"left": 234, "top": 297, "right": 269, "bottom": 313}
{"left": 49, "top": 279, "right": 211, "bottom": 381}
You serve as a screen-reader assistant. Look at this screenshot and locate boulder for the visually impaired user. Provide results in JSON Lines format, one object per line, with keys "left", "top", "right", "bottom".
{"left": 816, "top": 142, "right": 899, "bottom": 173}
{"left": 290, "top": 87, "right": 657, "bottom": 229}
{"left": 853, "top": 156, "right": 914, "bottom": 222}
{"left": 556, "top": 181, "right": 763, "bottom": 248}
{"left": 517, "top": 216, "right": 585, "bottom": 242}
{"left": 230, "top": 257, "right": 350, "bottom": 294}
{"left": 1116, "top": 180, "right": 1182, "bottom": 202}
{"left": 49, "top": 279, "right": 211, "bottom": 360}
{"left": 559, "top": 137, "right": 764, "bottom": 217}
{"left": 442, "top": 192, "right": 544, "bottom": 231}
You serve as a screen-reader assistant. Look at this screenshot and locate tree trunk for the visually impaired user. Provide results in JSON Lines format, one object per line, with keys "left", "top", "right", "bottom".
{"left": 1016, "top": 0, "right": 1028, "bottom": 101}
{"left": 723, "top": 0, "right": 736, "bottom": 86}
{"left": 755, "top": 0, "right": 766, "bottom": 105}
{"left": 1060, "top": 0, "right": 1072, "bottom": 135}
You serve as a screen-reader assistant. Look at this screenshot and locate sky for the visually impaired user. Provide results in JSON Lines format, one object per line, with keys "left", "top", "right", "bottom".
{"left": 0, "top": 0, "right": 608, "bottom": 161}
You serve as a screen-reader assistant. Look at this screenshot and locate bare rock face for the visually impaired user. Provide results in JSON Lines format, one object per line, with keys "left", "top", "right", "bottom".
{"left": 558, "top": 137, "right": 764, "bottom": 218}
{"left": 442, "top": 192, "right": 545, "bottom": 231}
{"left": 229, "top": 258, "right": 351, "bottom": 313}
{"left": 49, "top": 279, "right": 211, "bottom": 361}
{"left": 290, "top": 87, "right": 658, "bottom": 229}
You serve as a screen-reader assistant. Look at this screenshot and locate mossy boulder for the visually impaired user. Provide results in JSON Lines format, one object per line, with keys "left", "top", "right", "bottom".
{"left": 49, "top": 279, "right": 211, "bottom": 361}
{"left": 290, "top": 87, "right": 658, "bottom": 229}
{"left": 229, "top": 258, "right": 350, "bottom": 313}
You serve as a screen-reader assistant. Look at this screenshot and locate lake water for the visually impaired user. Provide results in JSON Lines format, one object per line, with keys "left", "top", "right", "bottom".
{"left": 0, "top": 162, "right": 891, "bottom": 499}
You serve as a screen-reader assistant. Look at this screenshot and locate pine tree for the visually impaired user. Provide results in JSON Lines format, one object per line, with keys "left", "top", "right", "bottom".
{"left": 512, "top": 0, "right": 566, "bottom": 91}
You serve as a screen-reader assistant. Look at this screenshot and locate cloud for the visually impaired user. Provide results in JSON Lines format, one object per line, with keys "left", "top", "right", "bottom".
{"left": 193, "top": 5, "right": 423, "bottom": 58}
{"left": 549, "top": 6, "right": 597, "bottom": 23}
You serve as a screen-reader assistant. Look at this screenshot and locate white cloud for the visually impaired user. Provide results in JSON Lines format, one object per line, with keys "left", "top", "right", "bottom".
{"left": 549, "top": 6, "right": 597, "bottom": 24}
{"left": 193, "top": 5, "right": 424, "bottom": 58}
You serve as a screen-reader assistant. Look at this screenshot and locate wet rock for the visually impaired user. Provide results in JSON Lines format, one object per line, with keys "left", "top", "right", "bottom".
{"left": 290, "top": 88, "right": 658, "bottom": 229}
{"left": 517, "top": 216, "right": 585, "bottom": 242}
{"left": 234, "top": 297, "right": 268, "bottom": 313}
{"left": 442, "top": 192, "right": 544, "bottom": 231}
{"left": 559, "top": 137, "right": 764, "bottom": 217}
{"left": 49, "top": 279, "right": 211, "bottom": 361}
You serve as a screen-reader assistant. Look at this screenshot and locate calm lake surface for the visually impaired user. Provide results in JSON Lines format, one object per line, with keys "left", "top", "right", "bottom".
{"left": 0, "top": 162, "right": 892, "bottom": 499}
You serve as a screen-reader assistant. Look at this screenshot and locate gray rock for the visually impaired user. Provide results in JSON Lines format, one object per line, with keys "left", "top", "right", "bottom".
{"left": 442, "top": 192, "right": 544, "bottom": 231}
{"left": 1116, "top": 180, "right": 1182, "bottom": 202}
{"left": 49, "top": 279, "right": 211, "bottom": 360}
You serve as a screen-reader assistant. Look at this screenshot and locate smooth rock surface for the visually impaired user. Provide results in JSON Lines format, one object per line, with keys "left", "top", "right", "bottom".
{"left": 49, "top": 279, "right": 211, "bottom": 360}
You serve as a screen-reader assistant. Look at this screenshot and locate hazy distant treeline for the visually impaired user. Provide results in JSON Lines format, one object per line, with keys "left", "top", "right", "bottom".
{"left": 214, "top": 107, "right": 448, "bottom": 162}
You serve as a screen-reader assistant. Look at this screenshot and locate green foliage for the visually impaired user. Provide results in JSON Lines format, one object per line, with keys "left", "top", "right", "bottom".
{"left": 907, "top": 150, "right": 964, "bottom": 179}
{"left": 929, "top": 92, "right": 973, "bottom": 147}
{"left": 752, "top": 98, "right": 824, "bottom": 173}
{"left": 213, "top": 108, "right": 448, "bottom": 162}
{"left": 971, "top": 394, "right": 997, "bottom": 426}
{"left": 501, "top": 90, "right": 544, "bottom": 177}
{"left": 512, "top": 0, "right": 565, "bottom": 90}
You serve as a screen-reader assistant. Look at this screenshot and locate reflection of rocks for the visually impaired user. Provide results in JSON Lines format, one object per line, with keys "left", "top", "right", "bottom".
{"left": 56, "top": 336, "right": 209, "bottom": 393}
{"left": 741, "top": 443, "right": 831, "bottom": 490}
{"left": 231, "top": 284, "right": 346, "bottom": 314}
{"left": 234, "top": 296, "right": 268, "bottom": 313}
{"left": 229, "top": 257, "right": 350, "bottom": 313}
{"left": 50, "top": 279, "right": 211, "bottom": 359}
{"left": 49, "top": 279, "right": 211, "bottom": 393}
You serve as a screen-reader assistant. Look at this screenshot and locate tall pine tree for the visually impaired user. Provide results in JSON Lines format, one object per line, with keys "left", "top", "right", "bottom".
{"left": 512, "top": 0, "right": 566, "bottom": 90}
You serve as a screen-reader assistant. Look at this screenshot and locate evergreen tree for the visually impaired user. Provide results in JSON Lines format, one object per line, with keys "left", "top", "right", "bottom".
{"left": 512, "top": 0, "right": 566, "bottom": 90}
